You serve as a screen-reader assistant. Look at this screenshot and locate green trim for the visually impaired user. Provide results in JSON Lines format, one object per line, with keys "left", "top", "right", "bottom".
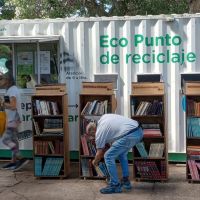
{"left": 0, "top": 149, "right": 33, "bottom": 159}
{"left": 69, "top": 151, "right": 79, "bottom": 160}
{"left": 0, "top": 150, "right": 186, "bottom": 162}
{"left": 168, "top": 153, "right": 186, "bottom": 163}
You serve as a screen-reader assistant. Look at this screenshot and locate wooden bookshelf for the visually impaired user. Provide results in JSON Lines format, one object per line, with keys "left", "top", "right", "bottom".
{"left": 32, "top": 84, "right": 70, "bottom": 178}
{"left": 130, "top": 82, "right": 168, "bottom": 182}
{"left": 79, "top": 82, "right": 116, "bottom": 179}
{"left": 184, "top": 82, "right": 200, "bottom": 183}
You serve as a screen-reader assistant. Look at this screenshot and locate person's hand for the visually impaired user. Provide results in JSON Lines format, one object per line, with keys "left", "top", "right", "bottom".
{"left": 0, "top": 97, "right": 4, "bottom": 107}
{"left": 104, "top": 143, "right": 110, "bottom": 151}
{"left": 92, "top": 159, "right": 99, "bottom": 166}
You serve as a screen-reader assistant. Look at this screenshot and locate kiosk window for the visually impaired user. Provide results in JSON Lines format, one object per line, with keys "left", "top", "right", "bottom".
{"left": 14, "top": 41, "right": 59, "bottom": 89}
{"left": 0, "top": 44, "right": 12, "bottom": 75}
{"left": 40, "top": 42, "right": 59, "bottom": 84}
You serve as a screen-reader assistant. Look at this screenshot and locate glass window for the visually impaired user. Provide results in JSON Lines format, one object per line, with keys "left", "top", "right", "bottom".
{"left": 0, "top": 44, "right": 13, "bottom": 75}
{"left": 15, "top": 41, "right": 59, "bottom": 89}
{"left": 15, "top": 43, "right": 37, "bottom": 89}
{"left": 39, "top": 42, "right": 59, "bottom": 84}
{"left": 0, "top": 41, "right": 59, "bottom": 89}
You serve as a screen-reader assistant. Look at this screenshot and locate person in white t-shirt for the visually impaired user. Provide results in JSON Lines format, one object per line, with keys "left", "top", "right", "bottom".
{"left": 86, "top": 114, "right": 143, "bottom": 194}
{"left": 0, "top": 72, "right": 29, "bottom": 171}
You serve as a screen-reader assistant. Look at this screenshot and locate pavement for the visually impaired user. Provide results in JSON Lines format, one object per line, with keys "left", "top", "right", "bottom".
{"left": 0, "top": 161, "right": 199, "bottom": 200}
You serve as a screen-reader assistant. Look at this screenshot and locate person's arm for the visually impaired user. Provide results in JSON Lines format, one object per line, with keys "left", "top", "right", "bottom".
{"left": 0, "top": 97, "right": 4, "bottom": 110}
{"left": 4, "top": 96, "right": 17, "bottom": 110}
{"left": 92, "top": 149, "right": 104, "bottom": 166}
{"left": 92, "top": 143, "right": 110, "bottom": 166}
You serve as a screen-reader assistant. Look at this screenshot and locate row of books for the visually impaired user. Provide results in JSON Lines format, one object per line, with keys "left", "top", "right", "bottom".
{"left": 81, "top": 134, "right": 96, "bottom": 156}
{"left": 143, "top": 129, "right": 162, "bottom": 137}
{"left": 44, "top": 118, "right": 63, "bottom": 129}
{"left": 187, "top": 159, "right": 200, "bottom": 180}
{"left": 189, "top": 155, "right": 200, "bottom": 160}
{"left": 81, "top": 158, "right": 109, "bottom": 178}
{"left": 134, "top": 100, "right": 163, "bottom": 116}
{"left": 187, "top": 99, "right": 200, "bottom": 116}
{"left": 81, "top": 100, "right": 109, "bottom": 115}
{"left": 32, "top": 99, "right": 60, "bottom": 115}
{"left": 35, "top": 157, "right": 64, "bottom": 176}
{"left": 142, "top": 123, "right": 163, "bottom": 137}
{"left": 134, "top": 160, "right": 166, "bottom": 179}
{"left": 187, "top": 146, "right": 200, "bottom": 155}
{"left": 33, "top": 118, "right": 64, "bottom": 136}
{"left": 34, "top": 141, "right": 64, "bottom": 155}
{"left": 135, "top": 142, "right": 164, "bottom": 158}
{"left": 187, "top": 117, "right": 200, "bottom": 137}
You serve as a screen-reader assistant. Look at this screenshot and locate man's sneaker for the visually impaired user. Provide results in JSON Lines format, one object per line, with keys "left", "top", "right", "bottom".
{"left": 1, "top": 162, "right": 16, "bottom": 169}
{"left": 100, "top": 183, "right": 122, "bottom": 194}
{"left": 121, "top": 178, "right": 132, "bottom": 190}
{"left": 12, "top": 158, "right": 29, "bottom": 172}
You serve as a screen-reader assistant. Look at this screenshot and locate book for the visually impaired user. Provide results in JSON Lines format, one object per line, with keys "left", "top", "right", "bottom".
{"left": 80, "top": 134, "right": 90, "bottom": 156}
{"left": 81, "top": 102, "right": 91, "bottom": 115}
{"left": 34, "top": 157, "right": 42, "bottom": 176}
{"left": 149, "top": 143, "right": 164, "bottom": 158}
{"left": 32, "top": 118, "right": 41, "bottom": 136}
{"left": 135, "top": 101, "right": 145, "bottom": 115}
{"left": 43, "top": 128, "right": 63, "bottom": 133}
{"left": 81, "top": 158, "right": 90, "bottom": 177}
{"left": 131, "top": 98, "right": 136, "bottom": 116}
{"left": 135, "top": 160, "right": 162, "bottom": 179}
{"left": 143, "top": 129, "right": 162, "bottom": 137}
{"left": 51, "top": 101, "right": 60, "bottom": 115}
{"left": 188, "top": 159, "right": 200, "bottom": 180}
{"left": 48, "top": 141, "right": 55, "bottom": 154}
{"left": 94, "top": 162, "right": 109, "bottom": 177}
{"left": 135, "top": 142, "right": 148, "bottom": 158}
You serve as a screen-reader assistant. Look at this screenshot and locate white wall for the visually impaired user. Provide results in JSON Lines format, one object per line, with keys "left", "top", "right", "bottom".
{"left": 1, "top": 14, "right": 200, "bottom": 152}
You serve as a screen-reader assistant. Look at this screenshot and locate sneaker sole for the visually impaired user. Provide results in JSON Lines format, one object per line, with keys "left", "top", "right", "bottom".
{"left": 100, "top": 190, "right": 122, "bottom": 194}
{"left": 12, "top": 160, "right": 30, "bottom": 172}
{"left": 122, "top": 187, "right": 132, "bottom": 192}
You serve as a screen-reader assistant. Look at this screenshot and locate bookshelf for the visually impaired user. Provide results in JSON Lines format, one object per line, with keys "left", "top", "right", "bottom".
{"left": 79, "top": 82, "right": 116, "bottom": 179}
{"left": 130, "top": 82, "right": 168, "bottom": 181}
{"left": 32, "top": 84, "right": 70, "bottom": 178}
{"left": 184, "top": 82, "right": 200, "bottom": 183}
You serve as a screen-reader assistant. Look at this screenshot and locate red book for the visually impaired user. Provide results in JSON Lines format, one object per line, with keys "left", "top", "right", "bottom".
{"left": 81, "top": 135, "right": 90, "bottom": 156}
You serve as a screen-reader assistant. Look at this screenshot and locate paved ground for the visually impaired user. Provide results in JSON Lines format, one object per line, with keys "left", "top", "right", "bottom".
{"left": 0, "top": 161, "right": 199, "bottom": 200}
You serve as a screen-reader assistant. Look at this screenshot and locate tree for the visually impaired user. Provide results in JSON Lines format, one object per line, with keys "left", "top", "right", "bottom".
{"left": 1, "top": 0, "right": 190, "bottom": 19}
{"left": 0, "top": 0, "right": 15, "bottom": 19}
{"left": 188, "top": 0, "right": 200, "bottom": 13}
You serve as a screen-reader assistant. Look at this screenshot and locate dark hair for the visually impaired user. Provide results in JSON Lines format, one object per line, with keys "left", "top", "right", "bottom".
{"left": 3, "top": 72, "right": 15, "bottom": 86}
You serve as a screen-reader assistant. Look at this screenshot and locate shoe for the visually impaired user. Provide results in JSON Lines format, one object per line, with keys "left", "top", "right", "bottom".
{"left": 100, "top": 184, "right": 122, "bottom": 194}
{"left": 121, "top": 178, "right": 132, "bottom": 190}
{"left": 12, "top": 158, "right": 29, "bottom": 172}
{"left": 1, "top": 162, "right": 16, "bottom": 169}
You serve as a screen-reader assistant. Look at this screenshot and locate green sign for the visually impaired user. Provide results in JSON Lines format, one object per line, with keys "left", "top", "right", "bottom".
{"left": 100, "top": 34, "right": 196, "bottom": 65}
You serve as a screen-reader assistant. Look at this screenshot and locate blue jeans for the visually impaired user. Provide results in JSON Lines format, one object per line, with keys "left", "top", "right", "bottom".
{"left": 104, "top": 128, "right": 143, "bottom": 186}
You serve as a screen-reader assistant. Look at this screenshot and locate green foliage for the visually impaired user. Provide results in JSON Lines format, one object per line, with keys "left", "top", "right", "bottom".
{"left": 0, "top": 0, "right": 15, "bottom": 19}
{"left": 0, "top": 0, "right": 190, "bottom": 19}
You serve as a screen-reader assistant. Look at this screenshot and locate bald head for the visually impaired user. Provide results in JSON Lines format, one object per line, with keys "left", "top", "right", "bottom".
{"left": 86, "top": 121, "right": 97, "bottom": 136}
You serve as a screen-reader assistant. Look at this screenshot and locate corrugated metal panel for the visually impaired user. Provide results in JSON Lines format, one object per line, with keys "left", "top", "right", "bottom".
{"left": 1, "top": 14, "right": 200, "bottom": 152}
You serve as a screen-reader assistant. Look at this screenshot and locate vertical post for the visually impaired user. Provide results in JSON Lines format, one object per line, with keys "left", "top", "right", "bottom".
{"left": 37, "top": 41, "right": 40, "bottom": 84}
